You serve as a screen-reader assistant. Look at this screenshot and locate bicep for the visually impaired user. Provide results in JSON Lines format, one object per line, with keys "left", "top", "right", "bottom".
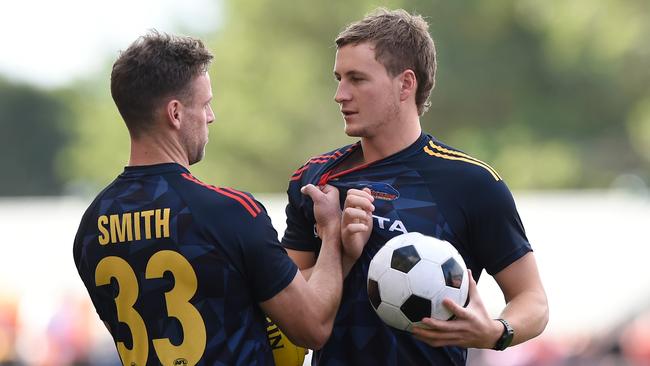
{"left": 259, "top": 270, "right": 318, "bottom": 347}
{"left": 493, "top": 252, "right": 545, "bottom": 302}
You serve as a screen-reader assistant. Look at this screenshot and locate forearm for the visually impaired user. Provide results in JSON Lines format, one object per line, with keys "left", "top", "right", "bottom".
{"left": 299, "top": 248, "right": 356, "bottom": 281}
{"left": 299, "top": 266, "right": 314, "bottom": 281}
{"left": 298, "top": 249, "right": 356, "bottom": 286}
{"left": 498, "top": 289, "right": 549, "bottom": 346}
{"left": 307, "top": 227, "right": 343, "bottom": 328}
{"left": 342, "top": 251, "right": 359, "bottom": 278}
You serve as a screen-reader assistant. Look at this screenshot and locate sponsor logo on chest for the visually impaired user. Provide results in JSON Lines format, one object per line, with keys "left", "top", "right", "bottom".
{"left": 372, "top": 214, "right": 407, "bottom": 234}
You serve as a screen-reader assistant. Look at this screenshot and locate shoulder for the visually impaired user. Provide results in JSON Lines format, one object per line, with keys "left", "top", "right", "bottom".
{"left": 174, "top": 172, "right": 264, "bottom": 219}
{"left": 421, "top": 137, "right": 503, "bottom": 185}
{"left": 418, "top": 137, "right": 516, "bottom": 209}
{"left": 289, "top": 143, "right": 357, "bottom": 183}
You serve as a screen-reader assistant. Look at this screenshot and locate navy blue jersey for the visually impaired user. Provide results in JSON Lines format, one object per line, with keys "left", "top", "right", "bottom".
{"left": 73, "top": 163, "right": 297, "bottom": 366}
{"left": 282, "top": 134, "right": 531, "bottom": 366}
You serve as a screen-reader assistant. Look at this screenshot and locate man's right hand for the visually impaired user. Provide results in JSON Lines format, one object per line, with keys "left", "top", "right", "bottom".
{"left": 341, "top": 188, "right": 374, "bottom": 261}
{"left": 301, "top": 184, "right": 341, "bottom": 238}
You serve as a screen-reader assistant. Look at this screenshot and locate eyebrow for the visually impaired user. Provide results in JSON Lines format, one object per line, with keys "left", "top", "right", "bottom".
{"left": 334, "top": 70, "right": 368, "bottom": 78}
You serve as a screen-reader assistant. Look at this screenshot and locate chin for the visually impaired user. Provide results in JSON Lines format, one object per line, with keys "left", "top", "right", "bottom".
{"left": 344, "top": 125, "right": 369, "bottom": 138}
{"left": 344, "top": 123, "right": 361, "bottom": 137}
{"left": 189, "top": 148, "right": 206, "bottom": 166}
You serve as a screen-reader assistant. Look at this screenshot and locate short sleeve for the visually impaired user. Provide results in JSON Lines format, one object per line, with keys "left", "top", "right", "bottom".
{"left": 467, "top": 179, "right": 532, "bottom": 275}
{"left": 238, "top": 205, "right": 299, "bottom": 302}
{"left": 196, "top": 194, "right": 299, "bottom": 303}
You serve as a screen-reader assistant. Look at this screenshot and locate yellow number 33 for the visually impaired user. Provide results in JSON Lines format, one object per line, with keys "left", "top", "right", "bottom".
{"left": 95, "top": 250, "right": 206, "bottom": 366}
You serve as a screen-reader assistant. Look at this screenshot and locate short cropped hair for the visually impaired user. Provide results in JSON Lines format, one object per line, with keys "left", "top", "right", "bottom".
{"left": 110, "top": 30, "right": 213, "bottom": 137}
{"left": 336, "top": 8, "right": 436, "bottom": 115}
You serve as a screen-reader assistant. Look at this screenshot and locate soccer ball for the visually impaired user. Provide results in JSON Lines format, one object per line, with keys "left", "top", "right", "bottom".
{"left": 367, "top": 232, "right": 469, "bottom": 331}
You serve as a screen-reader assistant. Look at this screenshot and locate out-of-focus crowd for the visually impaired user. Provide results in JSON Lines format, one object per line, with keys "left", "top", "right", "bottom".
{"left": 0, "top": 294, "right": 648, "bottom": 366}
{"left": 0, "top": 294, "right": 118, "bottom": 365}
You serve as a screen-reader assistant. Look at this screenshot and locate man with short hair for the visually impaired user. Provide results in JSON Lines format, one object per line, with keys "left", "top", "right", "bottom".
{"left": 282, "top": 9, "right": 549, "bottom": 365}
{"left": 73, "top": 31, "right": 372, "bottom": 365}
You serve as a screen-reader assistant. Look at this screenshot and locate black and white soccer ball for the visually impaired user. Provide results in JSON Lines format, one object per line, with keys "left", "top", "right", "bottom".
{"left": 367, "top": 232, "right": 469, "bottom": 331}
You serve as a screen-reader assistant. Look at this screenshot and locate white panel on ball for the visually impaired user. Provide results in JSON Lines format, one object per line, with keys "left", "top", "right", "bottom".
{"left": 432, "top": 287, "right": 458, "bottom": 320}
{"left": 385, "top": 232, "right": 417, "bottom": 250}
{"left": 377, "top": 270, "right": 411, "bottom": 307}
{"left": 407, "top": 259, "right": 444, "bottom": 300}
{"left": 409, "top": 234, "right": 455, "bottom": 265}
{"left": 368, "top": 245, "right": 392, "bottom": 281}
{"left": 376, "top": 302, "right": 411, "bottom": 331}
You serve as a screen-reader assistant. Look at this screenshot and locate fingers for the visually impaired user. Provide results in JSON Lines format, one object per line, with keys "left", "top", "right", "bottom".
{"left": 344, "top": 188, "right": 374, "bottom": 208}
{"left": 343, "top": 223, "right": 370, "bottom": 233}
{"left": 412, "top": 330, "right": 461, "bottom": 348}
{"left": 416, "top": 316, "right": 461, "bottom": 332}
{"left": 319, "top": 184, "right": 339, "bottom": 197}
{"left": 342, "top": 206, "right": 372, "bottom": 223}
{"left": 465, "top": 269, "right": 482, "bottom": 307}
{"left": 441, "top": 297, "right": 469, "bottom": 320}
{"left": 344, "top": 188, "right": 375, "bottom": 226}
{"left": 411, "top": 319, "right": 461, "bottom": 347}
{"left": 301, "top": 184, "right": 339, "bottom": 202}
{"left": 344, "top": 194, "right": 375, "bottom": 212}
{"left": 300, "top": 184, "right": 321, "bottom": 199}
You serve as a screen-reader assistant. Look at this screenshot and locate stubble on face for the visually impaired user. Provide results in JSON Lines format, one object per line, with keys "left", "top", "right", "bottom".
{"left": 181, "top": 73, "right": 213, "bottom": 165}
{"left": 344, "top": 97, "right": 399, "bottom": 138}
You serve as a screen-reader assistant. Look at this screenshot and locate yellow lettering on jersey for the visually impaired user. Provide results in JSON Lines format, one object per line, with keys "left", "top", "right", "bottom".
{"left": 155, "top": 208, "right": 170, "bottom": 239}
{"left": 98, "top": 215, "right": 110, "bottom": 245}
{"left": 98, "top": 209, "right": 171, "bottom": 245}
{"left": 110, "top": 214, "right": 132, "bottom": 243}
{"left": 141, "top": 210, "right": 154, "bottom": 239}
{"left": 134, "top": 211, "right": 141, "bottom": 241}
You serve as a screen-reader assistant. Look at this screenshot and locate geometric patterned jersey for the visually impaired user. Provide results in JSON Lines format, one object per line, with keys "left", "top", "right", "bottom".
{"left": 74, "top": 163, "right": 297, "bottom": 366}
{"left": 282, "top": 134, "right": 531, "bottom": 366}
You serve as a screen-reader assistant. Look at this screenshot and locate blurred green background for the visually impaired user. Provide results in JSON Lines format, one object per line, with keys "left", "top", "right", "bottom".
{"left": 1, "top": 0, "right": 649, "bottom": 196}
{"left": 1, "top": 1, "right": 650, "bottom": 365}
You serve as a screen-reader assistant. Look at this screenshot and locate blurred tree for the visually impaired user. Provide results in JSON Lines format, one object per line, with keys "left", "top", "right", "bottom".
{"left": 56, "top": 77, "right": 130, "bottom": 195}
{"left": 418, "top": 0, "right": 650, "bottom": 188}
{"left": 59, "top": 0, "right": 650, "bottom": 192}
{"left": 199, "top": 0, "right": 408, "bottom": 192}
{"left": 0, "top": 79, "right": 70, "bottom": 195}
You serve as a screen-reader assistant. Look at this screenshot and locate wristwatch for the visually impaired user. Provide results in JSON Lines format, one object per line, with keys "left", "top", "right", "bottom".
{"left": 492, "top": 318, "right": 514, "bottom": 351}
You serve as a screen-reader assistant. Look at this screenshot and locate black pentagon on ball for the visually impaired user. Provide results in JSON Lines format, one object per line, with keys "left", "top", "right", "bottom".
{"left": 390, "top": 245, "right": 421, "bottom": 273}
{"left": 401, "top": 294, "right": 432, "bottom": 323}
{"left": 368, "top": 279, "right": 381, "bottom": 310}
{"left": 441, "top": 257, "right": 464, "bottom": 289}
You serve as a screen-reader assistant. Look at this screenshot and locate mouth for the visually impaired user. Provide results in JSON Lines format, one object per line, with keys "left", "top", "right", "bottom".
{"left": 341, "top": 110, "right": 358, "bottom": 119}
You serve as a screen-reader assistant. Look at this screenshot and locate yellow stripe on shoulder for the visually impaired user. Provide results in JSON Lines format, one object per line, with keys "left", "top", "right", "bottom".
{"left": 423, "top": 141, "right": 502, "bottom": 181}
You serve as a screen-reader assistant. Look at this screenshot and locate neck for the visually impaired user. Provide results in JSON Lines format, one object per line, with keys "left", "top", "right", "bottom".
{"left": 129, "top": 133, "right": 190, "bottom": 170}
{"left": 360, "top": 114, "right": 422, "bottom": 164}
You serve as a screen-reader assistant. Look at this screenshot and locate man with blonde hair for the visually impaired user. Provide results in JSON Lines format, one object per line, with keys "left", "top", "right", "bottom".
{"left": 282, "top": 9, "right": 548, "bottom": 365}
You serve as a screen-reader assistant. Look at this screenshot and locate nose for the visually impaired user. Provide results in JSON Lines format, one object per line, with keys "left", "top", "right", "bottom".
{"left": 207, "top": 104, "right": 215, "bottom": 124}
{"left": 334, "top": 81, "right": 351, "bottom": 104}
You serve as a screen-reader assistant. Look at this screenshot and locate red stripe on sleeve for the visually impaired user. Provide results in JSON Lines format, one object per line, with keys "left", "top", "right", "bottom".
{"left": 181, "top": 173, "right": 259, "bottom": 217}
{"left": 221, "top": 187, "right": 261, "bottom": 214}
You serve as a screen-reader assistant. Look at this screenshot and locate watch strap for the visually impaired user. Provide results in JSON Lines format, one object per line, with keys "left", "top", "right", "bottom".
{"left": 492, "top": 318, "right": 514, "bottom": 351}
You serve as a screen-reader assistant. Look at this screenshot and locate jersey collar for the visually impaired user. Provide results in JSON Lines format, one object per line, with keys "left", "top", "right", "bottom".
{"left": 121, "top": 162, "right": 189, "bottom": 177}
{"left": 319, "top": 133, "right": 430, "bottom": 185}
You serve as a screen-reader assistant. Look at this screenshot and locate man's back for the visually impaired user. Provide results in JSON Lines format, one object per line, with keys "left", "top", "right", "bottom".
{"left": 74, "top": 163, "right": 297, "bottom": 365}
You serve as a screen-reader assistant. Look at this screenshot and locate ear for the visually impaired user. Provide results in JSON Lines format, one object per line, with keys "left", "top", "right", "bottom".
{"left": 399, "top": 69, "right": 417, "bottom": 103}
{"left": 164, "top": 99, "right": 183, "bottom": 130}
